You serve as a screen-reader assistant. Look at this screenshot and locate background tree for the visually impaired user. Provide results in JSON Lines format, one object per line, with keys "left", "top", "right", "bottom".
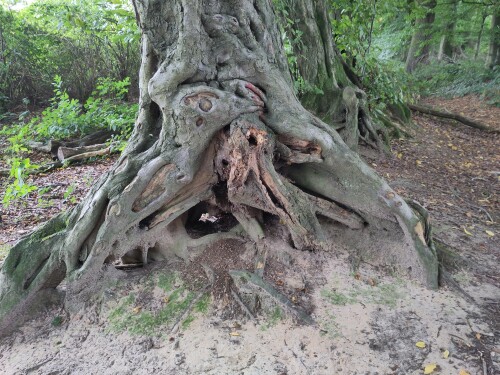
{"left": 405, "top": 0, "right": 437, "bottom": 72}
{"left": 437, "top": 0, "right": 458, "bottom": 62}
{"left": 485, "top": 9, "right": 499, "bottom": 69}
{"left": 0, "top": 0, "right": 140, "bottom": 110}
{"left": 0, "top": 0, "right": 438, "bottom": 336}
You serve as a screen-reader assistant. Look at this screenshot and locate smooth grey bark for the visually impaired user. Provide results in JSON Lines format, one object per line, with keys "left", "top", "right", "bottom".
{"left": 0, "top": 0, "right": 438, "bottom": 336}
{"left": 475, "top": 13, "right": 487, "bottom": 60}
{"left": 405, "top": 0, "right": 437, "bottom": 72}
{"left": 437, "top": 0, "right": 458, "bottom": 62}
{"left": 486, "top": 11, "right": 500, "bottom": 69}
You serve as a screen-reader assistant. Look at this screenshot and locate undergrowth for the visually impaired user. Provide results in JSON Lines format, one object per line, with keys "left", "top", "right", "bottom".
{"left": 413, "top": 61, "right": 500, "bottom": 106}
{"left": 0, "top": 76, "right": 137, "bottom": 208}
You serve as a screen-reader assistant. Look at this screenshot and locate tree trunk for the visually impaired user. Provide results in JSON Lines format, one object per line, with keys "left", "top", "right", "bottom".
{"left": 405, "top": 0, "right": 437, "bottom": 72}
{"left": 0, "top": 0, "right": 438, "bottom": 336}
{"left": 437, "top": 0, "right": 458, "bottom": 62}
{"left": 486, "top": 11, "right": 500, "bottom": 69}
{"left": 475, "top": 13, "right": 487, "bottom": 60}
{"left": 282, "top": 0, "right": 387, "bottom": 152}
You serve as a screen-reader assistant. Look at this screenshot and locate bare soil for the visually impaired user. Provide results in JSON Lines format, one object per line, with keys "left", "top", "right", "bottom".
{"left": 0, "top": 95, "right": 498, "bottom": 375}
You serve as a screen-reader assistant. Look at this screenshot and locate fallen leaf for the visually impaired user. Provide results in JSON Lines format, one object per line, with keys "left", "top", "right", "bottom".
{"left": 459, "top": 370, "right": 470, "bottom": 375}
{"left": 163, "top": 296, "right": 170, "bottom": 303}
{"left": 475, "top": 333, "right": 481, "bottom": 340}
{"left": 463, "top": 227, "right": 473, "bottom": 236}
{"left": 416, "top": 160, "right": 422, "bottom": 166}
{"left": 485, "top": 230, "right": 494, "bottom": 237}
{"left": 423, "top": 363, "right": 437, "bottom": 374}
{"left": 132, "top": 306, "right": 142, "bottom": 314}
{"left": 416, "top": 341, "right": 426, "bottom": 348}
{"left": 442, "top": 349, "right": 450, "bottom": 359}
{"left": 397, "top": 153, "right": 403, "bottom": 159}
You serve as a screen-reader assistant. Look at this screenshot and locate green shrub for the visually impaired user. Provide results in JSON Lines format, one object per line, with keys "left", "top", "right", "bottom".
{"left": 413, "top": 61, "right": 500, "bottom": 105}
{"left": 2, "top": 157, "right": 38, "bottom": 208}
{"left": 1, "top": 76, "right": 137, "bottom": 148}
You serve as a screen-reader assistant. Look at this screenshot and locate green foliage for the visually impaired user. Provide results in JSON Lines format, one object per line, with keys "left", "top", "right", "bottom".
{"left": 2, "top": 157, "right": 38, "bottom": 208}
{"left": 0, "top": 0, "right": 140, "bottom": 112}
{"left": 413, "top": 60, "right": 500, "bottom": 105}
{"left": 1, "top": 76, "right": 136, "bottom": 146}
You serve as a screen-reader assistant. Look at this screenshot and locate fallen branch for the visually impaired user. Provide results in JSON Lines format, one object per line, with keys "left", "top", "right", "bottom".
{"left": 57, "top": 143, "right": 109, "bottom": 161}
{"left": 409, "top": 104, "right": 499, "bottom": 133}
{"left": 49, "top": 129, "right": 115, "bottom": 158}
{"left": 0, "top": 146, "right": 116, "bottom": 177}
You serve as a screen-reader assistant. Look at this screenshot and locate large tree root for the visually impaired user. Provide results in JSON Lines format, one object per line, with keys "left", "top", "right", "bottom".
{"left": 0, "top": 0, "right": 438, "bottom": 336}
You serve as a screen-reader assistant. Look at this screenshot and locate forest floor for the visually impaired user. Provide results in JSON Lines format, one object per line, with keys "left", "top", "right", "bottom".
{"left": 0, "top": 95, "right": 498, "bottom": 375}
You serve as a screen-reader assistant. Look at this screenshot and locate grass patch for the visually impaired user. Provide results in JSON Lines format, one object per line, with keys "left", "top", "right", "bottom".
{"left": 107, "top": 272, "right": 211, "bottom": 335}
{"left": 260, "top": 307, "right": 284, "bottom": 331}
{"left": 320, "top": 313, "right": 341, "bottom": 339}
{"left": 321, "top": 290, "right": 353, "bottom": 305}
{"left": 182, "top": 315, "right": 195, "bottom": 329}
{"left": 194, "top": 293, "right": 210, "bottom": 313}
{"left": 322, "top": 281, "right": 405, "bottom": 308}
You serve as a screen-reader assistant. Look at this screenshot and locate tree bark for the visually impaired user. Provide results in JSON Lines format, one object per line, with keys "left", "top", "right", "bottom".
{"left": 0, "top": 0, "right": 438, "bottom": 336}
{"left": 405, "top": 0, "right": 437, "bottom": 72}
{"left": 475, "top": 13, "right": 487, "bottom": 60}
{"left": 486, "top": 11, "right": 500, "bottom": 69}
{"left": 437, "top": 0, "right": 458, "bottom": 62}
{"left": 282, "top": 0, "right": 387, "bottom": 152}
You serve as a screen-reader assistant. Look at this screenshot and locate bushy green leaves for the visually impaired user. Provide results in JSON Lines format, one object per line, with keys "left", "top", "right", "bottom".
{"left": 2, "top": 157, "right": 38, "bottom": 208}
{"left": 412, "top": 60, "right": 500, "bottom": 105}
{"left": 0, "top": 0, "right": 140, "bottom": 111}
{"left": 10, "top": 75, "right": 138, "bottom": 142}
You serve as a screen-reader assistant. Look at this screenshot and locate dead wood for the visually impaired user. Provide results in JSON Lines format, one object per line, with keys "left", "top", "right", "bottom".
{"left": 57, "top": 143, "right": 109, "bottom": 161}
{"left": 49, "top": 129, "right": 115, "bottom": 158}
{"left": 0, "top": 146, "right": 115, "bottom": 177}
{"left": 409, "top": 103, "right": 498, "bottom": 133}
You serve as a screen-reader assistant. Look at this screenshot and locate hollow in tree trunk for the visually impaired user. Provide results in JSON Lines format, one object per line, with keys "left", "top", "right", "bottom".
{"left": 0, "top": 0, "right": 438, "bottom": 336}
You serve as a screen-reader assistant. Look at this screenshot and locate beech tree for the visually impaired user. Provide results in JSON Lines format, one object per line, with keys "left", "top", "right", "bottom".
{"left": 0, "top": 0, "right": 438, "bottom": 336}
{"left": 405, "top": 0, "right": 437, "bottom": 72}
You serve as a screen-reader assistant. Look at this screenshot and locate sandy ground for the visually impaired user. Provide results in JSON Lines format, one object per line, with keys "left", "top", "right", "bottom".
{"left": 0, "top": 245, "right": 498, "bottom": 375}
{"left": 0, "top": 96, "right": 499, "bottom": 374}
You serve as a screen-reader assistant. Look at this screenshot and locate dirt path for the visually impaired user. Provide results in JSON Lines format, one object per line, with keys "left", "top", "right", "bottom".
{"left": 0, "top": 96, "right": 498, "bottom": 375}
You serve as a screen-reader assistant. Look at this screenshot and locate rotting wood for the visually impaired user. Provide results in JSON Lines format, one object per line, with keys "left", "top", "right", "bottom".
{"left": 57, "top": 143, "right": 110, "bottom": 161}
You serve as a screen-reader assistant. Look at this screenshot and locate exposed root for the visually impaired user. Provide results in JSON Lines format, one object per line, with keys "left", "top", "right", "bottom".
{"left": 229, "top": 270, "right": 314, "bottom": 325}
{"left": 0, "top": 0, "right": 439, "bottom": 336}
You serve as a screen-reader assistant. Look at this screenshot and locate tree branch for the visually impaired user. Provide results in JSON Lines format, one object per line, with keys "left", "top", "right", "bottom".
{"left": 409, "top": 104, "right": 499, "bottom": 133}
